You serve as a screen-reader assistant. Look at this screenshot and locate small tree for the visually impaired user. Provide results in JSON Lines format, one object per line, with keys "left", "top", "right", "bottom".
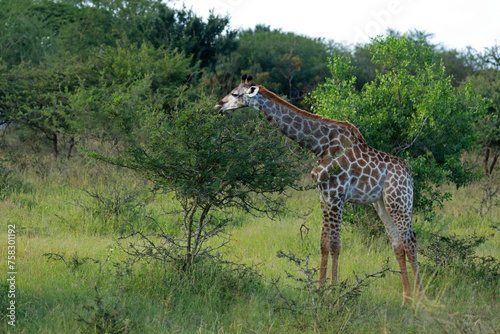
{"left": 310, "top": 35, "right": 487, "bottom": 214}
{"left": 92, "top": 93, "right": 308, "bottom": 268}
{"left": 463, "top": 44, "right": 500, "bottom": 176}
{"left": 464, "top": 69, "right": 500, "bottom": 176}
{"left": 3, "top": 42, "right": 195, "bottom": 158}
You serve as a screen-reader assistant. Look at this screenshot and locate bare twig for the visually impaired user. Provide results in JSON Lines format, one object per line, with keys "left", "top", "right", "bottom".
{"left": 337, "top": 258, "right": 400, "bottom": 313}
{"left": 272, "top": 251, "right": 399, "bottom": 329}
{"left": 396, "top": 116, "right": 428, "bottom": 154}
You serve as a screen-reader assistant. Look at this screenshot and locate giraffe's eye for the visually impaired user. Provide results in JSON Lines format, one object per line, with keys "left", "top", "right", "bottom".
{"left": 231, "top": 93, "right": 239, "bottom": 97}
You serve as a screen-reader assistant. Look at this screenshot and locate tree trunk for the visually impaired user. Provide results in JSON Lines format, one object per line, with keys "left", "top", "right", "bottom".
{"left": 484, "top": 148, "right": 498, "bottom": 176}
{"left": 52, "top": 132, "right": 59, "bottom": 159}
{"left": 184, "top": 197, "right": 198, "bottom": 269}
{"left": 489, "top": 151, "right": 498, "bottom": 175}
{"left": 484, "top": 148, "right": 490, "bottom": 175}
{"left": 67, "top": 136, "right": 75, "bottom": 160}
{"left": 193, "top": 204, "right": 212, "bottom": 257}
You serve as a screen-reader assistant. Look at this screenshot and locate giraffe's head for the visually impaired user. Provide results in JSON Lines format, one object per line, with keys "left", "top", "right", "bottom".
{"left": 215, "top": 74, "right": 260, "bottom": 112}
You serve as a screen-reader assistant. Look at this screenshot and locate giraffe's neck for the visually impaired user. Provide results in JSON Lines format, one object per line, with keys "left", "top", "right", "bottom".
{"left": 249, "top": 87, "right": 363, "bottom": 156}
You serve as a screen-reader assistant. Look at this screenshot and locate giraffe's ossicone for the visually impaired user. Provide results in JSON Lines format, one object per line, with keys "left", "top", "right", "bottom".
{"left": 216, "top": 74, "right": 425, "bottom": 304}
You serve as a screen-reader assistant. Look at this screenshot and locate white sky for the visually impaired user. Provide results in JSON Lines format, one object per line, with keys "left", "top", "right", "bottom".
{"left": 172, "top": 0, "right": 500, "bottom": 51}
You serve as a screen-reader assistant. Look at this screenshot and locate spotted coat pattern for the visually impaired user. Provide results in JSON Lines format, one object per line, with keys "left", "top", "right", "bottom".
{"left": 216, "top": 77, "right": 424, "bottom": 303}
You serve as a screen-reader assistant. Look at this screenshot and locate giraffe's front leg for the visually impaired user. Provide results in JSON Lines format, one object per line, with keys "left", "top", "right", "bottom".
{"left": 319, "top": 224, "right": 329, "bottom": 286}
{"left": 318, "top": 198, "right": 344, "bottom": 286}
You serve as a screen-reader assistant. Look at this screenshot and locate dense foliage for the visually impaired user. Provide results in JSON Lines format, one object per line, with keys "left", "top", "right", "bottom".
{"left": 310, "top": 36, "right": 488, "bottom": 213}
{"left": 462, "top": 48, "right": 500, "bottom": 175}
{"left": 90, "top": 94, "right": 309, "bottom": 265}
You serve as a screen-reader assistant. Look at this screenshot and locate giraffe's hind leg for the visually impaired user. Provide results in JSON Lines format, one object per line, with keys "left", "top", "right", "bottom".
{"left": 393, "top": 211, "right": 425, "bottom": 300}
{"left": 406, "top": 228, "right": 425, "bottom": 299}
{"left": 380, "top": 195, "right": 425, "bottom": 303}
{"left": 372, "top": 198, "right": 412, "bottom": 304}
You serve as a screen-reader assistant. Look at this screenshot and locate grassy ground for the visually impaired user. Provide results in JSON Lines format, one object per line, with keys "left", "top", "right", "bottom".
{"left": 0, "top": 150, "right": 498, "bottom": 333}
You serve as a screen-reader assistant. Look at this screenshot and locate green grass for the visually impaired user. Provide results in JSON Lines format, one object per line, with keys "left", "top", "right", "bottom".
{"left": 0, "top": 151, "right": 498, "bottom": 333}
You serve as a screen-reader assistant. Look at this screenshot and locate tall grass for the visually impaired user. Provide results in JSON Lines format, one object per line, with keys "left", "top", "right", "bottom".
{"left": 0, "top": 146, "right": 498, "bottom": 333}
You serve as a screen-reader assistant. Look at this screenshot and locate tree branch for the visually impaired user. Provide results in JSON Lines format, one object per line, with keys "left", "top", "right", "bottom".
{"left": 396, "top": 116, "right": 428, "bottom": 154}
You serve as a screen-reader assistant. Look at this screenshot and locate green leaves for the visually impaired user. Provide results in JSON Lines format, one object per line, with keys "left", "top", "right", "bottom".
{"left": 103, "top": 93, "right": 308, "bottom": 216}
{"left": 311, "top": 35, "right": 488, "bottom": 214}
{"left": 463, "top": 67, "right": 500, "bottom": 174}
{"left": 0, "top": 40, "right": 196, "bottom": 159}
{"left": 309, "top": 56, "right": 360, "bottom": 121}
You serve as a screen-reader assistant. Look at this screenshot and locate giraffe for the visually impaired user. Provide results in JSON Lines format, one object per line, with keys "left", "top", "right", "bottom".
{"left": 216, "top": 74, "right": 424, "bottom": 304}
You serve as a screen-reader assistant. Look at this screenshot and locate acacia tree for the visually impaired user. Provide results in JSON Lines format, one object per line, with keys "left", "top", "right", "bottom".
{"left": 310, "top": 35, "right": 487, "bottom": 214}
{"left": 2, "top": 42, "right": 195, "bottom": 159}
{"left": 92, "top": 93, "right": 309, "bottom": 268}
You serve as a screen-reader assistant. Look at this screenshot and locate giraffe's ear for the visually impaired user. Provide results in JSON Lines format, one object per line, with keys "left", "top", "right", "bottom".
{"left": 246, "top": 85, "right": 259, "bottom": 97}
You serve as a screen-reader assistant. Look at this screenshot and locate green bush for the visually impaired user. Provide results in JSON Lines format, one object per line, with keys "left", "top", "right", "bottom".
{"left": 419, "top": 232, "right": 500, "bottom": 284}
{"left": 310, "top": 35, "right": 487, "bottom": 216}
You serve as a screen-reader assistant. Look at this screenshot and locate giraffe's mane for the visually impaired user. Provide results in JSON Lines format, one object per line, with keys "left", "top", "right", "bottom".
{"left": 257, "top": 85, "right": 366, "bottom": 143}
